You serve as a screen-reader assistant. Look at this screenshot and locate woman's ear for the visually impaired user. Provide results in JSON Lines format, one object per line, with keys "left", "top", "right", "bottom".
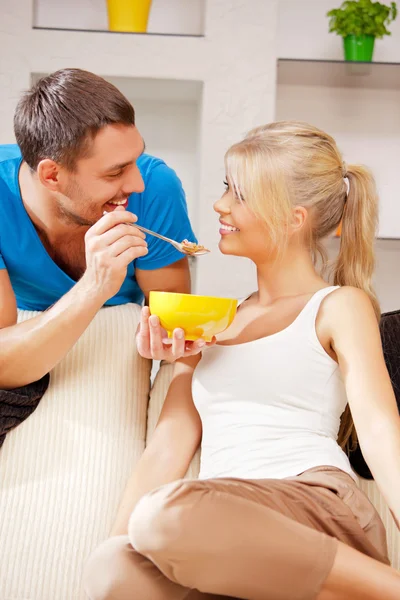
{"left": 36, "top": 159, "right": 62, "bottom": 192}
{"left": 290, "top": 205, "right": 308, "bottom": 235}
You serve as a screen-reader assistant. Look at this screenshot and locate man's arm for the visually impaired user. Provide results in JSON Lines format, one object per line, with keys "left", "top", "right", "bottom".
{"left": 0, "top": 270, "right": 107, "bottom": 389}
{"left": 0, "top": 269, "right": 17, "bottom": 329}
{"left": 0, "top": 210, "right": 147, "bottom": 389}
{"left": 135, "top": 256, "right": 191, "bottom": 304}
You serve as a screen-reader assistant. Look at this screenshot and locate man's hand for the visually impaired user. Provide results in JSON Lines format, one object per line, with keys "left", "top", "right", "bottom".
{"left": 136, "top": 306, "right": 216, "bottom": 361}
{"left": 82, "top": 208, "right": 148, "bottom": 301}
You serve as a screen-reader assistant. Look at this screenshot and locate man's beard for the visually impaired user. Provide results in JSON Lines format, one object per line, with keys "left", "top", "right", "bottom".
{"left": 58, "top": 178, "right": 129, "bottom": 227}
{"left": 56, "top": 202, "right": 96, "bottom": 227}
{"left": 57, "top": 179, "right": 98, "bottom": 227}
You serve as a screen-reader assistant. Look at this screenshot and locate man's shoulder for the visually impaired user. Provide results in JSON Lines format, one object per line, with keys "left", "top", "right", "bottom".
{"left": 0, "top": 144, "right": 22, "bottom": 165}
{"left": 137, "top": 153, "right": 176, "bottom": 183}
{"left": 0, "top": 145, "right": 21, "bottom": 202}
{"left": 130, "top": 153, "right": 188, "bottom": 222}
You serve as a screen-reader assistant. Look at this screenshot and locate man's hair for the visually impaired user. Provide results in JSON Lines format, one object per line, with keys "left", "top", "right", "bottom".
{"left": 14, "top": 68, "right": 135, "bottom": 170}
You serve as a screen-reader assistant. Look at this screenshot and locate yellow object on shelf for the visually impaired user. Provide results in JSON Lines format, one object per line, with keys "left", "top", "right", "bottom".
{"left": 149, "top": 291, "right": 238, "bottom": 342}
{"left": 336, "top": 221, "right": 342, "bottom": 237}
{"left": 107, "top": 0, "right": 153, "bottom": 33}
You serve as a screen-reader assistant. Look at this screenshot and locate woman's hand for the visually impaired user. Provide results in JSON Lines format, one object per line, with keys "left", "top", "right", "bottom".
{"left": 136, "top": 306, "right": 216, "bottom": 362}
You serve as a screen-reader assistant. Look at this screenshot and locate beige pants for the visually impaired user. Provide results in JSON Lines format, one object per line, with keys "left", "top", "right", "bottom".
{"left": 83, "top": 467, "right": 389, "bottom": 600}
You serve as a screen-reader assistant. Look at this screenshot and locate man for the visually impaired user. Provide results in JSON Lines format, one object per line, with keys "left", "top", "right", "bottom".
{"left": 0, "top": 68, "right": 205, "bottom": 389}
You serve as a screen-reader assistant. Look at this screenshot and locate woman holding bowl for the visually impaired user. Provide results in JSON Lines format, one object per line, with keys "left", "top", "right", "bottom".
{"left": 84, "top": 121, "right": 400, "bottom": 600}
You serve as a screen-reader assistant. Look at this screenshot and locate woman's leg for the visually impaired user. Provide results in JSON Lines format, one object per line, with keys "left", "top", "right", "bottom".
{"left": 128, "top": 478, "right": 400, "bottom": 600}
{"left": 83, "top": 535, "right": 188, "bottom": 600}
{"left": 128, "top": 479, "right": 336, "bottom": 600}
{"left": 83, "top": 535, "right": 233, "bottom": 600}
{"left": 318, "top": 541, "right": 400, "bottom": 600}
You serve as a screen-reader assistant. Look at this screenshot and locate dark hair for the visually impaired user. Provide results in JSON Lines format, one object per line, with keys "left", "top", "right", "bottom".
{"left": 14, "top": 68, "right": 135, "bottom": 170}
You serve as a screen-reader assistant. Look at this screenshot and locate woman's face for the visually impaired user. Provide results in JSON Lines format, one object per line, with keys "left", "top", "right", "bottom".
{"left": 213, "top": 179, "right": 272, "bottom": 262}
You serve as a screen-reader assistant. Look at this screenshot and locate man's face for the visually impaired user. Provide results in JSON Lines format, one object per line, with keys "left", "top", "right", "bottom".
{"left": 56, "top": 124, "right": 145, "bottom": 226}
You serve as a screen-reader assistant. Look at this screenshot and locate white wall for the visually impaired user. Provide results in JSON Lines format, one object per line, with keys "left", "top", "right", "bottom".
{"left": 278, "top": 0, "right": 400, "bottom": 62}
{"left": 276, "top": 83, "right": 400, "bottom": 239}
{"left": 374, "top": 241, "right": 400, "bottom": 312}
{"left": 326, "top": 239, "right": 400, "bottom": 313}
{"left": 134, "top": 99, "right": 200, "bottom": 218}
{"left": 33, "top": 0, "right": 205, "bottom": 36}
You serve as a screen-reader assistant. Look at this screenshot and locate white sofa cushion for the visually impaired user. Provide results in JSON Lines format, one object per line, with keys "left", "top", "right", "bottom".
{"left": 358, "top": 478, "right": 399, "bottom": 569}
{"left": 0, "top": 304, "right": 151, "bottom": 600}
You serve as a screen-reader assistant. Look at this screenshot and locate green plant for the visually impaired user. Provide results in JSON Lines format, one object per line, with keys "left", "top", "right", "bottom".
{"left": 327, "top": 0, "right": 397, "bottom": 38}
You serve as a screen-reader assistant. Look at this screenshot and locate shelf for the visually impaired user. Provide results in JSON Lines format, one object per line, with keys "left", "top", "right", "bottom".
{"left": 33, "top": 0, "right": 206, "bottom": 37}
{"left": 32, "top": 74, "right": 203, "bottom": 103}
{"left": 32, "top": 26, "right": 204, "bottom": 39}
{"left": 277, "top": 0, "right": 400, "bottom": 65}
{"left": 277, "top": 59, "right": 400, "bottom": 91}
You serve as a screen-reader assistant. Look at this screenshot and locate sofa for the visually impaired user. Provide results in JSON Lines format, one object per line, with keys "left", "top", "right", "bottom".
{"left": 0, "top": 304, "right": 398, "bottom": 600}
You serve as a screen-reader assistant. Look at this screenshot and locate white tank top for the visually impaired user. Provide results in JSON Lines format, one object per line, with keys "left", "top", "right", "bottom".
{"left": 192, "top": 286, "right": 356, "bottom": 481}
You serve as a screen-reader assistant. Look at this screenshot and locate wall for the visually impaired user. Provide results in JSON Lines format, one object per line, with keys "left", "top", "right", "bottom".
{"left": 276, "top": 83, "right": 400, "bottom": 240}
{"left": 374, "top": 241, "right": 400, "bottom": 312}
{"left": 325, "top": 239, "right": 400, "bottom": 313}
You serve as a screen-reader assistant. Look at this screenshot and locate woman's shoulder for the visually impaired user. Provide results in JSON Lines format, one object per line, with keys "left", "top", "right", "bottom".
{"left": 318, "top": 286, "right": 378, "bottom": 334}
{"left": 322, "top": 286, "right": 374, "bottom": 310}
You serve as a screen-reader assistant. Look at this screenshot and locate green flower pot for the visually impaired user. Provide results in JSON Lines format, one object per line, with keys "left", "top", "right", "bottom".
{"left": 343, "top": 35, "right": 375, "bottom": 62}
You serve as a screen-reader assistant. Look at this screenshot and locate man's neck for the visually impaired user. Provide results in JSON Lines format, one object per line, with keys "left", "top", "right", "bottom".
{"left": 18, "top": 162, "right": 80, "bottom": 240}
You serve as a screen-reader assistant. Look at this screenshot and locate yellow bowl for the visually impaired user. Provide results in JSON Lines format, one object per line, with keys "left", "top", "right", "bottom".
{"left": 149, "top": 292, "right": 238, "bottom": 342}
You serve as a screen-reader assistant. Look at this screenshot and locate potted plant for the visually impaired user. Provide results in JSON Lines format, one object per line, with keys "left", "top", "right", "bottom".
{"left": 327, "top": 0, "right": 397, "bottom": 62}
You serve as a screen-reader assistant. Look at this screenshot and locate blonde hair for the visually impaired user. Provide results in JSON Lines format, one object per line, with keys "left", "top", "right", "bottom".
{"left": 225, "top": 121, "right": 380, "bottom": 451}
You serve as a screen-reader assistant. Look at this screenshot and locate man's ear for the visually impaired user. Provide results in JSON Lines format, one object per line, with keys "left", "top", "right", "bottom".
{"left": 36, "top": 159, "right": 62, "bottom": 192}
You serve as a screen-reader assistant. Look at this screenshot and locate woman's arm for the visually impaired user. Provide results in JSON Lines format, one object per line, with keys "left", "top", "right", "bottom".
{"left": 328, "top": 287, "right": 400, "bottom": 528}
{"left": 110, "top": 353, "right": 202, "bottom": 536}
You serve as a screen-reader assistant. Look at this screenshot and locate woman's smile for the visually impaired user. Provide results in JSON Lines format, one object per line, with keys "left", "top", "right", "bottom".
{"left": 219, "top": 219, "right": 240, "bottom": 235}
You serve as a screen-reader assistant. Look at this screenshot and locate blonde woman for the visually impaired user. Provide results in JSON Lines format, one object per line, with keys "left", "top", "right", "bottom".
{"left": 84, "top": 122, "right": 400, "bottom": 600}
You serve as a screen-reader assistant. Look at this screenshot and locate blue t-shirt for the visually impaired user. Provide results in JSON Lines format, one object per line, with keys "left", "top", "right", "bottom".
{"left": 0, "top": 145, "right": 196, "bottom": 310}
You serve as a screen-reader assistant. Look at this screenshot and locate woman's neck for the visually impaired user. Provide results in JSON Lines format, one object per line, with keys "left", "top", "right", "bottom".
{"left": 255, "top": 244, "right": 327, "bottom": 306}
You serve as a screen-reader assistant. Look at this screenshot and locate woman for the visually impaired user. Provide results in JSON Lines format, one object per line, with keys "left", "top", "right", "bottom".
{"left": 84, "top": 122, "right": 400, "bottom": 600}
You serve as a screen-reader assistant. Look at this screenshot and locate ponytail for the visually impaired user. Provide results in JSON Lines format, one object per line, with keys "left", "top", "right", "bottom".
{"left": 334, "top": 164, "right": 380, "bottom": 451}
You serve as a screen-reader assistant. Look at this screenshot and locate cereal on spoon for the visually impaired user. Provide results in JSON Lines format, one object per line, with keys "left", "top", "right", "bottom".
{"left": 181, "top": 239, "right": 210, "bottom": 255}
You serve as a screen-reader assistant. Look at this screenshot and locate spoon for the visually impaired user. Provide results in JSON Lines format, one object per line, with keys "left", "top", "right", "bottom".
{"left": 132, "top": 223, "right": 210, "bottom": 256}
{"left": 102, "top": 210, "right": 210, "bottom": 256}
